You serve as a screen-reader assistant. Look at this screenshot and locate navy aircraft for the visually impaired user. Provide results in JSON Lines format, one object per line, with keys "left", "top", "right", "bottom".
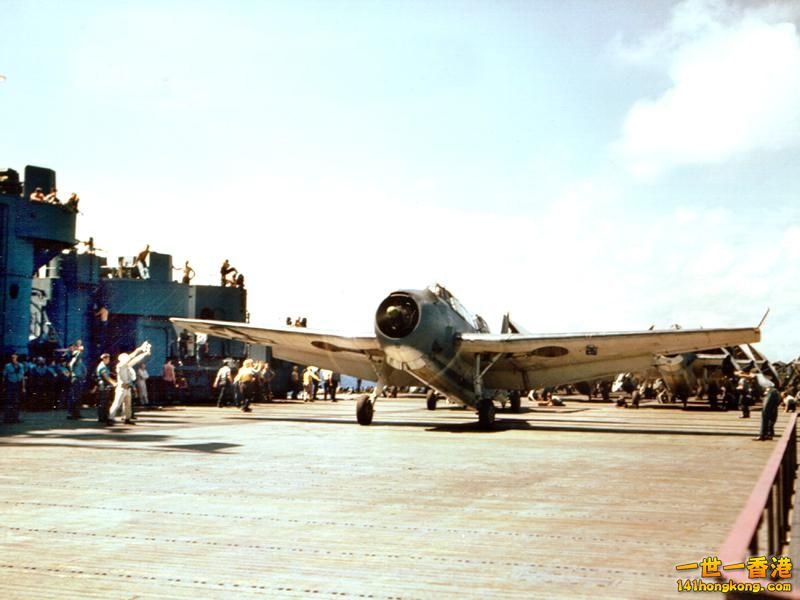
{"left": 653, "top": 343, "right": 779, "bottom": 402}
{"left": 171, "top": 283, "right": 760, "bottom": 428}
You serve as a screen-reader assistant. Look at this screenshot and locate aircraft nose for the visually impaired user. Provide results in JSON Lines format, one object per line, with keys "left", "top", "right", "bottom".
{"left": 375, "top": 292, "right": 420, "bottom": 339}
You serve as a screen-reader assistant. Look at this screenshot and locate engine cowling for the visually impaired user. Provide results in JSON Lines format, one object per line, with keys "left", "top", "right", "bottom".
{"left": 375, "top": 293, "right": 420, "bottom": 339}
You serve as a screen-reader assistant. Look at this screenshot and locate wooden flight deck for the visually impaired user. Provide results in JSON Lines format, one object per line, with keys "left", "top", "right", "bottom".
{"left": 0, "top": 396, "right": 787, "bottom": 599}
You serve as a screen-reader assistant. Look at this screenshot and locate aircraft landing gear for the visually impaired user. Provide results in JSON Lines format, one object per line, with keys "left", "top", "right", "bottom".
{"left": 356, "top": 395, "right": 374, "bottom": 425}
{"left": 426, "top": 389, "right": 438, "bottom": 411}
{"left": 477, "top": 399, "right": 496, "bottom": 430}
{"left": 355, "top": 368, "right": 391, "bottom": 426}
{"left": 509, "top": 390, "right": 521, "bottom": 413}
{"left": 473, "top": 353, "right": 502, "bottom": 429}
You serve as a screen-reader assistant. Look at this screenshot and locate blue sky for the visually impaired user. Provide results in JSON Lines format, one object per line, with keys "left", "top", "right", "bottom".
{"left": 2, "top": 0, "right": 799, "bottom": 359}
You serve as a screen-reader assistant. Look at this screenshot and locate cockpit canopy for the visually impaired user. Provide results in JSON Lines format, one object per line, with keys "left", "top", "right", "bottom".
{"left": 427, "top": 283, "right": 490, "bottom": 333}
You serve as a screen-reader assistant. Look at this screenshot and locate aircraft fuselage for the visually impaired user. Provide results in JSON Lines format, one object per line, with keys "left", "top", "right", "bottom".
{"left": 374, "top": 286, "right": 484, "bottom": 408}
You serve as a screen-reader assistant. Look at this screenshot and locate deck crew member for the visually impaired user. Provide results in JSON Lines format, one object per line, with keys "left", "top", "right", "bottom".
{"left": 175, "top": 260, "right": 195, "bottom": 284}
{"left": 2, "top": 353, "right": 25, "bottom": 424}
{"left": 162, "top": 358, "right": 176, "bottom": 404}
{"left": 109, "top": 342, "right": 151, "bottom": 425}
{"left": 67, "top": 340, "right": 87, "bottom": 420}
{"left": 135, "top": 244, "right": 151, "bottom": 279}
{"left": 755, "top": 385, "right": 780, "bottom": 441}
{"left": 220, "top": 259, "right": 236, "bottom": 286}
{"left": 235, "top": 359, "right": 257, "bottom": 412}
{"left": 302, "top": 366, "right": 320, "bottom": 402}
{"left": 136, "top": 362, "right": 150, "bottom": 407}
{"left": 213, "top": 361, "right": 234, "bottom": 407}
{"left": 96, "top": 353, "right": 116, "bottom": 425}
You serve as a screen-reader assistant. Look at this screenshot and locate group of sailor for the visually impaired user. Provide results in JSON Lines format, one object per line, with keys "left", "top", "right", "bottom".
{"left": 29, "top": 186, "right": 80, "bottom": 211}
{"left": 1, "top": 340, "right": 151, "bottom": 427}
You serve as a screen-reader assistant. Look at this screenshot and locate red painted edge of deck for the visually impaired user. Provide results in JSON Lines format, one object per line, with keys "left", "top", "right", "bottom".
{"left": 718, "top": 412, "right": 798, "bottom": 597}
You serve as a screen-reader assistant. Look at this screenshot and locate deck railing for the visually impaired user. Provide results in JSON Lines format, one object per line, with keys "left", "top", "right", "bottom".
{"left": 719, "top": 412, "right": 798, "bottom": 598}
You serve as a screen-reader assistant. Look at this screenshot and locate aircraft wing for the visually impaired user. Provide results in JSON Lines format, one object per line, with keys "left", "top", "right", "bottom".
{"left": 170, "top": 318, "right": 385, "bottom": 381}
{"left": 458, "top": 326, "right": 760, "bottom": 390}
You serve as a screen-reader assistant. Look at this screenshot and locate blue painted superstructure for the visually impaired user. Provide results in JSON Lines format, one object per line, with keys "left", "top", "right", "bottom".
{"left": 1, "top": 166, "right": 76, "bottom": 356}
{"left": 34, "top": 251, "right": 247, "bottom": 368}
{"left": 2, "top": 166, "right": 248, "bottom": 376}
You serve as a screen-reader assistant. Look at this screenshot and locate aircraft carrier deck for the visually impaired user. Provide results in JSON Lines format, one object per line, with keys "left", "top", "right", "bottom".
{"left": 0, "top": 396, "right": 791, "bottom": 599}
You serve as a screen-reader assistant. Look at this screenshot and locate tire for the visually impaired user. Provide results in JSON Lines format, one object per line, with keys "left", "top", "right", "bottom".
{"left": 477, "top": 399, "right": 495, "bottom": 429}
{"left": 509, "top": 391, "right": 521, "bottom": 413}
{"left": 426, "top": 390, "right": 437, "bottom": 411}
{"left": 356, "top": 395, "right": 374, "bottom": 425}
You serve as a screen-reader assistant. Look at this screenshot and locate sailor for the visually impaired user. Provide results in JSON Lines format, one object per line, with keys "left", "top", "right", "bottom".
{"left": 735, "top": 370, "right": 753, "bottom": 419}
{"left": 176, "top": 260, "right": 195, "bottom": 284}
{"left": 136, "top": 362, "right": 150, "bottom": 407}
{"left": 29, "top": 187, "right": 46, "bottom": 202}
{"left": 44, "top": 187, "right": 60, "bottom": 204}
{"left": 302, "top": 366, "right": 320, "bottom": 402}
{"left": 719, "top": 385, "right": 735, "bottom": 411}
{"left": 67, "top": 340, "right": 87, "bottom": 420}
{"left": 161, "top": 358, "right": 176, "bottom": 405}
{"left": 49, "top": 357, "right": 70, "bottom": 410}
{"left": 599, "top": 380, "right": 611, "bottom": 402}
{"left": 109, "top": 342, "right": 151, "bottom": 425}
{"left": 66, "top": 192, "right": 80, "bottom": 212}
{"left": 2, "top": 352, "right": 25, "bottom": 424}
{"left": 320, "top": 369, "right": 332, "bottom": 400}
{"left": 706, "top": 379, "right": 719, "bottom": 410}
{"left": 328, "top": 371, "right": 339, "bottom": 402}
{"left": 95, "top": 353, "right": 116, "bottom": 425}
{"left": 213, "top": 361, "right": 233, "bottom": 407}
{"left": 196, "top": 333, "right": 208, "bottom": 360}
{"left": 289, "top": 366, "right": 300, "bottom": 399}
{"left": 235, "top": 358, "right": 257, "bottom": 412}
{"left": 630, "top": 387, "right": 641, "bottom": 409}
{"left": 28, "top": 357, "right": 52, "bottom": 411}
{"left": 220, "top": 259, "right": 236, "bottom": 286}
{"left": 134, "top": 244, "right": 151, "bottom": 279}
{"left": 783, "top": 390, "right": 797, "bottom": 413}
{"left": 259, "top": 362, "right": 275, "bottom": 402}
{"left": 755, "top": 385, "right": 780, "bottom": 441}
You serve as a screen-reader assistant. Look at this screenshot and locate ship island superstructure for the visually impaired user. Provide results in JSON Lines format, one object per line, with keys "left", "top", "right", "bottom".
{"left": 0, "top": 165, "right": 251, "bottom": 401}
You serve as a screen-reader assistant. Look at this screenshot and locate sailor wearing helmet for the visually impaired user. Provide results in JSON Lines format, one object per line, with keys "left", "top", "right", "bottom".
{"left": 108, "top": 341, "right": 151, "bottom": 425}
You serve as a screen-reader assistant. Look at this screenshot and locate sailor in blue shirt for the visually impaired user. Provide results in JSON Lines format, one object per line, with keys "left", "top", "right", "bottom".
{"left": 3, "top": 352, "right": 25, "bottom": 424}
{"left": 95, "top": 353, "right": 116, "bottom": 425}
{"left": 67, "top": 340, "right": 88, "bottom": 420}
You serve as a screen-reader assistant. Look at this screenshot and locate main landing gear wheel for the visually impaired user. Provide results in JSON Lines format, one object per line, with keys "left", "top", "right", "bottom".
{"left": 477, "top": 399, "right": 496, "bottom": 430}
{"left": 509, "top": 391, "right": 521, "bottom": 413}
{"left": 426, "top": 389, "right": 438, "bottom": 411}
{"left": 356, "top": 395, "right": 374, "bottom": 425}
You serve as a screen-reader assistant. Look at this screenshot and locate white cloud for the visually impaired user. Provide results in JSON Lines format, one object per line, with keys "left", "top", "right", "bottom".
{"left": 616, "top": 0, "right": 800, "bottom": 178}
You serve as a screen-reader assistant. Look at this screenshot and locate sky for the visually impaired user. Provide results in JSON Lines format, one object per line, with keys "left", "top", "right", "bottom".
{"left": 2, "top": 0, "right": 799, "bottom": 360}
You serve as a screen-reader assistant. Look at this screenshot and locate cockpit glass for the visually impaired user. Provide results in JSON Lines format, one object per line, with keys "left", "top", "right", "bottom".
{"left": 427, "top": 283, "right": 482, "bottom": 329}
